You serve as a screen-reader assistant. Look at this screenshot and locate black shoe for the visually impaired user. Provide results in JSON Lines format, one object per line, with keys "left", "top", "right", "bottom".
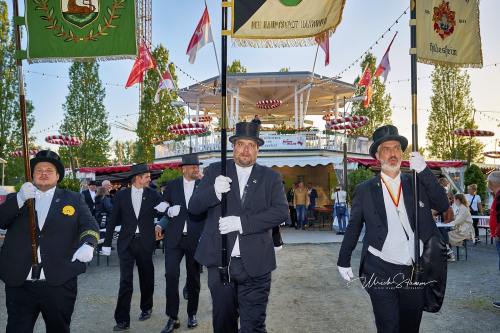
{"left": 187, "top": 315, "right": 198, "bottom": 328}
{"left": 113, "top": 322, "right": 130, "bottom": 331}
{"left": 161, "top": 317, "right": 180, "bottom": 333}
{"left": 183, "top": 285, "right": 188, "bottom": 300}
{"left": 138, "top": 309, "right": 152, "bottom": 321}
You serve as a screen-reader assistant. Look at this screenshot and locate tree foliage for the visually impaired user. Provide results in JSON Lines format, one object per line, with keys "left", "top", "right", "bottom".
{"left": 350, "top": 53, "right": 393, "bottom": 138}
{"left": 134, "top": 44, "right": 183, "bottom": 163}
{"left": 0, "top": 1, "right": 35, "bottom": 184}
{"left": 347, "top": 168, "right": 374, "bottom": 202}
{"left": 60, "top": 61, "right": 110, "bottom": 168}
{"left": 425, "top": 66, "right": 484, "bottom": 162}
{"left": 279, "top": 67, "right": 290, "bottom": 72}
{"left": 112, "top": 140, "right": 136, "bottom": 165}
{"left": 157, "top": 167, "right": 182, "bottom": 186}
{"left": 464, "top": 164, "right": 486, "bottom": 201}
{"left": 227, "top": 60, "right": 247, "bottom": 73}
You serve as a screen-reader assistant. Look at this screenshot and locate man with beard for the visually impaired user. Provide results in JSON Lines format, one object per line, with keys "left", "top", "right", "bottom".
{"left": 156, "top": 154, "right": 206, "bottom": 332}
{"left": 189, "top": 122, "right": 289, "bottom": 333}
{"left": 337, "top": 125, "right": 449, "bottom": 333}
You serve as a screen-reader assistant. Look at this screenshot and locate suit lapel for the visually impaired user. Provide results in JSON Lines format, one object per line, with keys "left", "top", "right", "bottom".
{"left": 124, "top": 188, "right": 137, "bottom": 220}
{"left": 227, "top": 161, "right": 242, "bottom": 209}
{"left": 179, "top": 178, "right": 187, "bottom": 208}
{"left": 241, "top": 164, "right": 263, "bottom": 208}
{"left": 138, "top": 188, "right": 148, "bottom": 220}
{"left": 401, "top": 174, "right": 416, "bottom": 229}
{"left": 42, "top": 188, "right": 63, "bottom": 231}
{"left": 370, "top": 176, "right": 387, "bottom": 228}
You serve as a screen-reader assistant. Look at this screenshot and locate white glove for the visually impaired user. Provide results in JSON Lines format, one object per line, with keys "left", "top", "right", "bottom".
{"left": 71, "top": 244, "right": 94, "bottom": 263}
{"left": 409, "top": 152, "right": 427, "bottom": 173}
{"left": 338, "top": 266, "right": 354, "bottom": 282}
{"left": 219, "top": 216, "right": 242, "bottom": 234}
{"left": 274, "top": 245, "right": 283, "bottom": 253}
{"left": 17, "top": 182, "right": 36, "bottom": 204}
{"left": 167, "top": 205, "right": 181, "bottom": 218}
{"left": 214, "top": 175, "right": 232, "bottom": 200}
{"left": 100, "top": 246, "right": 111, "bottom": 256}
{"left": 154, "top": 201, "right": 169, "bottom": 213}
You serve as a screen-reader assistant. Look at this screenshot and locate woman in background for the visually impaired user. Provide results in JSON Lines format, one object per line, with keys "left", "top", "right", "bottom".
{"left": 448, "top": 193, "right": 475, "bottom": 247}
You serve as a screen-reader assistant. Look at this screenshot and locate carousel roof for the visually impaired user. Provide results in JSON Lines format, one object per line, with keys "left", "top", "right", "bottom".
{"left": 177, "top": 71, "right": 356, "bottom": 122}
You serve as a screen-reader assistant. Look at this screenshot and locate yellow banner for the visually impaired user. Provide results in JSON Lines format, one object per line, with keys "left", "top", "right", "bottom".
{"left": 417, "top": 0, "right": 482, "bottom": 67}
{"left": 231, "top": 0, "right": 346, "bottom": 47}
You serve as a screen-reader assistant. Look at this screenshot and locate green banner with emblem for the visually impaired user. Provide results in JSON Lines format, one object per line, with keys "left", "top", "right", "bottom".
{"left": 25, "top": 0, "right": 137, "bottom": 62}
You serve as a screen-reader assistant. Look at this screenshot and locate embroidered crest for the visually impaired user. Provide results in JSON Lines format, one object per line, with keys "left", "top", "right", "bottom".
{"left": 61, "top": 0, "right": 99, "bottom": 28}
{"left": 62, "top": 205, "right": 75, "bottom": 216}
{"left": 433, "top": 1, "right": 456, "bottom": 40}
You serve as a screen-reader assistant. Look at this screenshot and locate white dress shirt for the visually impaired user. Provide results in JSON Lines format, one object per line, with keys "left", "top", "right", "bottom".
{"left": 465, "top": 193, "right": 481, "bottom": 212}
{"left": 368, "top": 172, "right": 423, "bottom": 265}
{"left": 231, "top": 164, "right": 253, "bottom": 257}
{"left": 183, "top": 177, "right": 196, "bottom": 233}
{"left": 131, "top": 185, "right": 143, "bottom": 233}
{"left": 332, "top": 190, "right": 347, "bottom": 204}
{"left": 17, "top": 186, "right": 56, "bottom": 280}
{"left": 89, "top": 190, "right": 96, "bottom": 202}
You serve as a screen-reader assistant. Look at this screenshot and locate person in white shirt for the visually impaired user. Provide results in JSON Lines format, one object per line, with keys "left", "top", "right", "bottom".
{"left": 332, "top": 186, "right": 348, "bottom": 234}
{"left": 465, "top": 183, "right": 483, "bottom": 242}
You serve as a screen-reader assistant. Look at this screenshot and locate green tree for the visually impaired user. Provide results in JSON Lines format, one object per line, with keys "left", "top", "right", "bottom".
{"left": 464, "top": 164, "right": 486, "bottom": 201}
{"left": 113, "top": 140, "right": 136, "bottom": 165}
{"left": 227, "top": 60, "right": 247, "bottom": 73}
{"left": 60, "top": 61, "right": 110, "bottom": 168}
{"left": 0, "top": 2, "right": 35, "bottom": 184}
{"left": 158, "top": 168, "right": 182, "bottom": 186}
{"left": 135, "top": 44, "right": 183, "bottom": 163}
{"left": 426, "top": 66, "right": 484, "bottom": 162}
{"left": 350, "top": 53, "right": 393, "bottom": 138}
{"left": 347, "top": 168, "right": 374, "bottom": 202}
{"left": 279, "top": 67, "right": 290, "bottom": 72}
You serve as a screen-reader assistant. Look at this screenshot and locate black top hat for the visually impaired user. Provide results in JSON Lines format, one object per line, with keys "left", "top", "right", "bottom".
{"left": 30, "top": 150, "right": 65, "bottom": 182}
{"left": 229, "top": 122, "right": 264, "bottom": 146}
{"left": 179, "top": 154, "right": 203, "bottom": 166}
{"left": 369, "top": 125, "right": 408, "bottom": 158}
{"left": 129, "top": 163, "right": 150, "bottom": 178}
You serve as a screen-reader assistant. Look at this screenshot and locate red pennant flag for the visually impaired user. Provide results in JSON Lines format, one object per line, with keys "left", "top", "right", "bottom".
{"left": 314, "top": 32, "right": 330, "bottom": 66}
{"left": 358, "top": 65, "right": 372, "bottom": 87}
{"left": 186, "top": 5, "right": 213, "bottom": 64}
{"left": 154, "top": 69, "right": 175, "bottom": 103}
{"left": 125, "top": 43, "right": 156, "bottom": 88}
{"left": 375, "top": 32, "right": 398, "bottom": 83}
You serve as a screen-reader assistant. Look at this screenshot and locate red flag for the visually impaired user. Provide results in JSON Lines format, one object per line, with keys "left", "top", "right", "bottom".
{"left": 186, "top": 6, "right": 213, "bottom": 64}
{"left": 154, "top": 69, "right": 175, "bottom": 103}
{"left": 375, "top": 32, "right": 398, "bottom": 83}
{"left": 125, "top": 43, "right": 156, "bottom": 88}
{"left": 363, "top": 84, "right": 373, "bottom": 108}
{"left": 358, "top": 65, "right": 372, "bottom": 87}
{"left": 314, "top": 32, "right": 330, "bottom": 66}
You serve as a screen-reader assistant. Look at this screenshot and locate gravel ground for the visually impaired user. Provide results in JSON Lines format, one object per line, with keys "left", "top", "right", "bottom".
{"left": 0, "top": 240, "right": 499, "bottom": 332}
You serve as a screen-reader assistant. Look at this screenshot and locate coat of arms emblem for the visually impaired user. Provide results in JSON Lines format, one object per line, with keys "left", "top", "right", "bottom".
{"left": 432, "top": 1, "right": 456, "bottom": 40}
{"left": 61, "top": 0, "right": 100, "bottom": 28}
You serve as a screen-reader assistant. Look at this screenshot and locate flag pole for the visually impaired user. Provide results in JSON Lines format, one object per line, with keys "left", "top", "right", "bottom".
{"left": 219, "top": 0, "right": 229, "bottom": 284}
{"left": 410, "top": 0, "right": 421, "bottom": 279}
{"left": 206, "top": 0, "right": 221, "bottom": 77}
{"left": 12, "top": 0, "right": 41, "bottom": 279}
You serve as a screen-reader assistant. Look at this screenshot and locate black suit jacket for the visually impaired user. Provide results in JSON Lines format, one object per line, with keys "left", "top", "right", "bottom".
{"left": 189, "top": 160, "right": 289, "bottom": 277}
{"left": 161, "top": 177, "right": 206, "bottom": 250}
{"left": 0, "top": 189, "right": 99, "bottom": 287}
{"left": 82, "top": 189, "right": 96, "bottom": 215}
{"left": 337, "top": 168, "right": 449, "bottom": 275}
{"left": 103, "top": 187, "right": 163, "bottom": 254}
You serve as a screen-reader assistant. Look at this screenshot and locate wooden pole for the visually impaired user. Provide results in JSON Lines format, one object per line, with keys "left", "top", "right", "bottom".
{"left": 12, "top": 0, "right": 41, "bottom": 279}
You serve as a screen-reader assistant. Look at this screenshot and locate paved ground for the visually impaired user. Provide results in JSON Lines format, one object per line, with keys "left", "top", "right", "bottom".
{"left": 0, "top": 228, "right": 499, "bottom": 332}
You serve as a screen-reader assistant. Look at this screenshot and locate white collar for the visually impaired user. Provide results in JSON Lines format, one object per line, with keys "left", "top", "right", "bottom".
{"left": 35, "top": 186, "right": 56, "bottom": 197}
{"left": 183, "top": 177, "right": 196, "bottom": 185}
{"left": 235, "top": 163, "right": 253, "bottom": 175}
{"left": 131, "top": 185, "right": 143, "bottom": 193}
{"left": 381, "top": 171, "right": 401, "bottom": 185}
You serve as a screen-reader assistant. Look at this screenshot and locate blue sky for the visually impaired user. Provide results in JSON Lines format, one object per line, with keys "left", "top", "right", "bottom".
{"left": 8, "top": 0, "right": 500, "bottom": 163}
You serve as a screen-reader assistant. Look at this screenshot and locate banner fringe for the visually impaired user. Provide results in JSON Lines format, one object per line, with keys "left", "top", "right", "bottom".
{"left": 416, "top": 57, "right": 483, "bottom": 69}
{"left": 232, "top": 29, "right": 338, "bottom": 48}
{"left": 28, "top": 55, "right": 136, "bottom": 64}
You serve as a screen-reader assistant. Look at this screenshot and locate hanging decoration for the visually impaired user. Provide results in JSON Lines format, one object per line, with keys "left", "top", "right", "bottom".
{"left": 256, "top": 99, "right": 282, "bottom": 110}
{"left": 483, "top": 151, "right": 500, "bottom": 159}
{"left": 190, "top": 115, "right": 213, "bottom": 123}
{"left": 326, "top": 115, "right": 369, "bottom": 130}
{"left": 45, "top": 135, "right": 82, "bottom": 146}
{"left": 167, "top": 123, "right": 208, "bottom": 136}
{"left": 9, "top": 150, "right": 39, "bottom": 158}
{"left": 452, "top": 129, "right": 494, "bottom": 137}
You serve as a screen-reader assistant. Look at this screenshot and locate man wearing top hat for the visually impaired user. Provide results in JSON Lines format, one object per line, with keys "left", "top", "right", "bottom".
{"left": 0, "top": 150, "right": 99, "bottom": 333}
{"left": 101, "top": 163, "right": 169, "bottom": 331}
{"left": 82, "top": 179, "right": 98, "bottom": 215}
{"left": 155, "top": 154, "right": 207, "bottom": 333}
{"left": 337, "top": 125, "right": 449, "bottom": 333}
{"left": 189, "top": 122, "right": 289, "bottom": 333}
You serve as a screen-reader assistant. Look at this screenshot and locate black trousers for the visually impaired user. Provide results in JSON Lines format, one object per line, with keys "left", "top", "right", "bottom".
{"left": 5, "top": 278, "right": 77, "bottom": 333}
{"left": 207, "top": 258, "right": 271, "bottom": 333}
{"left": 164, "top": 235, "right": 201, "bottom": 318}
{"left": 114, "top": 236, "right": 155, "bottom": 325}
{"left": 362, "top": 253, "right": 424, "bottom": 333}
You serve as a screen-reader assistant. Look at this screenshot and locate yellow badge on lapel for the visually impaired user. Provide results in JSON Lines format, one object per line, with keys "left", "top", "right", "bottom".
{"left": 62, "top": 205, "right": 75, "bottom": 216}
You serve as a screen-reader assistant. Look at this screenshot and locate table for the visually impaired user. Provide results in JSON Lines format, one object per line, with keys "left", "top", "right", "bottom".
{"left": 471, "top": 215, "right": 491, "bottom": 244}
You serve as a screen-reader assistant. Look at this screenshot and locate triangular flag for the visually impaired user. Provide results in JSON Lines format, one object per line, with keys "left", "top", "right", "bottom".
{"left": 363, "top": 84, "right": 373, "bottom": 108}
{"left": 186, "top": 5, "right": 213, "bottom": 64}
{"left": 375, "top": 32, "right": 398, "bottom": 83}
{"left": 125, "top": 43, "right": 156, "bottom": 88}
{"left": 154, "top": 69, "right": 175, "bottom": 103}
{"left": 314, "top": 32, "right": 330, "bottom": 66}
{"left": 358, "top": 65, "right": 372, "bottom": 87}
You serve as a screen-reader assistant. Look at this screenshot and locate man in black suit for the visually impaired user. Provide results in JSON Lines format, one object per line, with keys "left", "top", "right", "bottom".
{"left": 82, "top": 180, "right": 97, "bottom": 215}
{"left": 189, "top": 122, "right": 289, "bottom": 333}
{"left": 337, "top": 125, "right": 449, "bottom": 333}
{"left": 155, "top": 154, "right": 206, "bottom": 332}
{"left": 0, "top": 150, "right": 99, "bottom": 333}
{"left": 101, "top": 163, "right": 169, "bottom": 331}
